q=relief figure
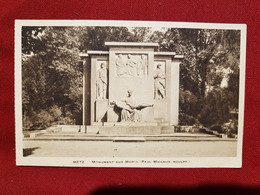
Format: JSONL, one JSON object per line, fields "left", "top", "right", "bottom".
{"left": 125, "top": 54, "right": 137, "bottom": 77}
{"left": 96, "top": 63, "right": 108, "bottom": 99}
{"left": 154, "top": 64, "right": 166, "bottom": 100}
{"left": 111, "top": 90, "right": 153, "bottom": 122}
{"left": 137, "top": 54, "right": 148, "bottom": 76}
{"left": 116, "top": 54, "right": 128, "bottom": 76}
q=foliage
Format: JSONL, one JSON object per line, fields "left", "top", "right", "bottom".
{"left": 198, "top": 89, "right": 231, "bottom": 127}
{"left": 22, "top": 27, "right": 46, "bottom": 54}
{"left": 22, "top": 26, "right": 82, "bottom": 130}
{"left": 78, "top": 26, "right": 138, "bottom": 52}
{"left": 179, "top": 89, "right": 201, "bottom": 117}
{"left": 179, "top": 113, "right": 199, "bottom": 126}
{"left": 23, "top": 105, "right": 74, "bottom": 130}
{"left": 210, "top": 118, "right": 238, "bottom": 137}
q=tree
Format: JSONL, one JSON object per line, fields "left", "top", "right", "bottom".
{"left": 129, "top": 27, "right": 152, "bottom": 42}
{"left": 151, "top": 28, "right": 240, "bottom": 128}
{"left": 22, "top": 26, "right": 82, "bottom": 129}
{"left": 78, "top": 26, "right": 138, "bottom": 52}
{"left": 22, "top": 26, "right": 46, "bottom": 54}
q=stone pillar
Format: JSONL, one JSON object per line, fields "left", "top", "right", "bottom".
{"left": 170, "top": 58, "right": 181, "bottom": 125}
{"left": 90, "top": 57, "right": 97, "bottom": 125}
{"left": 87, "top": 54, "right": 109, "bottom": 124}
{"left": 82, "top": 57, "right": 91, "bottom": 127}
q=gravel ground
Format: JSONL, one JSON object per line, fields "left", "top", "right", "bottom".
{"left": 23, "top": 140, "right": 237, "bottom": 157}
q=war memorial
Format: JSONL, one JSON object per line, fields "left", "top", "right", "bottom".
{"left": 79, "top": 42, "right": 183, "bottom": 135}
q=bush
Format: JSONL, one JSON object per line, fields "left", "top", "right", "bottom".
{"left": 221, "top": 119, "right": 238, "bottom": 137}
{"left": 179, "top": 113, "right": 199, "bottom": 126}
{"left": 49, "top": 105, "right": 62, "bottom": 121}
{"left": 210, "top": 124, "right": 223, "bottom": 133}
{"left": 57, "top": 111, "right": 75, "bottom": 125}
{"left": 179, "top": 89, "right": 201, "bottom": 117}
{"left": 23, "top": 106, "right": 76, "bottom": 130}
{"left": 209, "top": 118, "right": 238, "bottom": 137}
{"left": 198, "top": 90, "right": 230, "bottom": 127}
{"left": 28, "top": 110, "right": 53, "bottom": 130}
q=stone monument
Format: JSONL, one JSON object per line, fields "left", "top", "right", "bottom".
{"left": 80, "top": 42, "right": 183, "bottom": 134}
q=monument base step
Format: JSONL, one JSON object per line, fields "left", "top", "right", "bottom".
{"left": 113, "top": 137, "right": 146, "bottom": 142}
{"left": 92, "top": 125, "right": 175, "bottom": 135}
{"left": 93, "top": 122, "right": 161, "bottom": 127}
{"left": 25, "top": 125, "right": 234, "bottom": 139}
{"left": 23, "top": 132, "right": 231, "bottom": 142}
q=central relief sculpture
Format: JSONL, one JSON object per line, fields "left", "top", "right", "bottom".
{"left": 115, "top": 54, "right": 148, "bottom": 77}
{"left": 111, "top": 90, "right": 153, "bottom": 122}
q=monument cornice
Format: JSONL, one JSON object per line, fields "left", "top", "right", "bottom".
{"left": 80, "top": 51, "right": 183, "bottom": 58}
{"left": 173, "top": 54, "right": 184, "bottom": 59}
{"left": 87, "top": 51, "right": 109, "bottom": 55}
{"left": 79, "top": 53, "right": 88, "bottom": 57}
{"left": 79, "top": 51, "right": 109, "bottom": 57}
{"left": 154, "top": 52, "right": 176, "bottom": 56}
{"left": 105, "top": 42, "right": 159, "bottom": 47}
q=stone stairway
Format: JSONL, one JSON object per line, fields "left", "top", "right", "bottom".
{"left": 23, "top": 123, "right": 237, "bottom": 142}
{"left": 96, "top": 126, "right": 175, "bottom": 135}
{"left": 88, "top": 122, "right": 174, "bottom": 135}
{"left": 23, "top": 130, "right": 230, "bottom": 142}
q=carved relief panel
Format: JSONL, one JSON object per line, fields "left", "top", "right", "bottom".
{"left": 96, "top": 61, "right": 108, "bottom": 99}
{"left": 154, "top": 61, "right": 166, "bottom": 100}
{"left": 115, "top": 54, "right": 148, "bottom": 77}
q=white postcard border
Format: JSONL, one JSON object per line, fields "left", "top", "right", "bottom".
{"left": 15, "top": 20, "right": 246, "bottom": 168}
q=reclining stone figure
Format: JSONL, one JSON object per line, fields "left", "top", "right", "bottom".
{"left": 110, "top": 90, "right": 153, "bottom": 122}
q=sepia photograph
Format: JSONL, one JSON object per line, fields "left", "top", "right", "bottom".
{"left": 15, "top": 20, "right": 246, "bottom": 167}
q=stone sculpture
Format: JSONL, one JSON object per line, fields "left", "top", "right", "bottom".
{"left": 115, "top": 54, "right": 128, "bottom": 77}
{"left": 96, "top": 63, "right": 108, "bottom": 99}
{"left": 111, "top": 90, "right": 153, "bottom": 122}
{"left": 154, "top": 64, "right": 166, "bottom": 100}
{"left": 115, "top": 54, "right": 148, "bottom": 77}
{"left": 137, "top": 54, "right": 148, "bottom": 76}
{"left": 125, "top": 54, "right": 137, "bottom": 77}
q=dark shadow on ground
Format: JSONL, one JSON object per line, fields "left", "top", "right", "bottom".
{"left": 91, "top": 186, "right": 260, "bottom": 195}
{"left": 23, "top": 147, "right": 40, "bottom": 157}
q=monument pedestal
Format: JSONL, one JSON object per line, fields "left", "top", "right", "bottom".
{"left": 87, "top": 122, "right": 176, "bottom": 135}
{"left": 97, "top": 125, "right": 176, "bottom": 135}
{"left": 95, "top": 99, "right": 108, "bottom": 122}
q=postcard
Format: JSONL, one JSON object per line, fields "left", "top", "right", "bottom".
{"left": 15, "top": 20, "right": 246, "bottom": 167}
